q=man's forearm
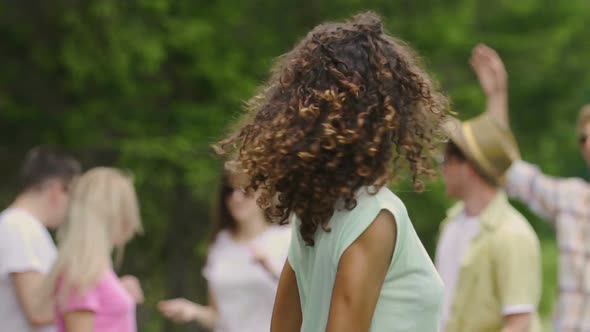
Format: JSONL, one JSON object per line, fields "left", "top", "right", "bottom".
{"left": 11, "top": 271, "right": 55, "bottom": 326}
{"left": 501, "top": 313, "right": 531, "bottom": 332}
{"left": 486, "top": 92, "right": 509, "bottom": 128}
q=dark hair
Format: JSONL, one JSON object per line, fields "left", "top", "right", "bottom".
{"left": 445, "top": 141, "right": 496, "bottom": 185}
{"left": 214, "top": 12, "right": 449, "bottom": 246}
{"left": 444, "top": 141, "right": 467, "bottom": 162}
{"left": 208, "top": 172, "right": 271, "bottom": 245}
{"left": 19, "top": 146, "right": 81, "bottom": 193}
{"left": 208, "top": 173, "right": 238, "bottom": 245}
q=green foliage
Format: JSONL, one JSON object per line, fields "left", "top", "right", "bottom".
{"left": 2, "top": 1, "right": 589, "bottom": 330}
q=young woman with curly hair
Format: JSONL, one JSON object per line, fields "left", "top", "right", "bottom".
{"left": 215, "top": 11, "right": 450, "bottom": 332}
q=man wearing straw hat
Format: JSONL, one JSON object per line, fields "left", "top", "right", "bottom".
{"left": 436, "top": 112, "right": 542, "bottom": 332}
{"left": 470, "top": 43, "right": 590, "bottom": 332}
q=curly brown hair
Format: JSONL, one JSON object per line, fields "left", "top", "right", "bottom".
{"left": 214, "top": 12, "right": 449, "bottom": 246}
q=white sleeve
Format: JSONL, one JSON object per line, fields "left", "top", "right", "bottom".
{"left": 202, "top": 247, "right": 216, "bottom": 282}
{"left": 269, "top": 226, "right": 292, "bottom": 273}
{"left": 0, "top": 217, "right": 45, "bottom": 275}
{"left": 502, "top": 304, "right": 535, "bottom": 316}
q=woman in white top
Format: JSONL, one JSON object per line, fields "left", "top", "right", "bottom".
{"left": 158, "top": 171, "right": 291, "bottom": 332}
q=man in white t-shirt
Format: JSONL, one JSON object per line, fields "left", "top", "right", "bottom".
{"left": 0, "top": 146, "right": 80, "bottom": 332}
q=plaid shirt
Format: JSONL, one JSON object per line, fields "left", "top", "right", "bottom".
{"left": 506, "top": 160, "right": 590, "bottom": 332}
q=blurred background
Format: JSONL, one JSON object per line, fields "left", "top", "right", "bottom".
{"left": 1, "top": 0, "right": 589, "bottom": 331}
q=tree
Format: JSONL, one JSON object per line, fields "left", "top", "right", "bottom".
{"left": 2, "top": 0, "right": 588, "bottom": 329}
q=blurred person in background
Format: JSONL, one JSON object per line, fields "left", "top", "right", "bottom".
{"left": 158, "top": 170, "right": 291, "bottom": 332}
{"left": 0, "top": 146, "right": 80, "bottom": 332}
{"left": 38, "top": 167, "right": 143, "bottom": 332}
{"left": 436, "top": 113, "right": 541, "bottom": 332}
{"left": 215, "top": 12, "right": 449, "bottom": 332}
{"left": 472, "top": 43, "right": 590, "bottom": 332}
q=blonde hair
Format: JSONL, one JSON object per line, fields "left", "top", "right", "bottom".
{"left": 39, "top": 167, "right": 142, "bottom": 306}
{"left": 577, "top": 104, "right": 590, "bottom": 136}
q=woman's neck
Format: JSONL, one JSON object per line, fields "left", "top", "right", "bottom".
{"left": 233, "top": 217, "right": 270, "bottom": 243}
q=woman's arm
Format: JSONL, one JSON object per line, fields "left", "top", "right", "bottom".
{"left": 158, "top": 288, "right": 218, "bottom": 330}
{"left": 271, "top": 260, "right": 302, "bottom": 332}
{"left": 326, "top": 210, "right": 396, "bottom": 332}
{"left": 63, "top": 311, "right": 94, "bottom": 332}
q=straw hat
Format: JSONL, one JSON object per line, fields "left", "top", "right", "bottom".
{"left": 443, "top": 112, "right": 520, "bottom": 185}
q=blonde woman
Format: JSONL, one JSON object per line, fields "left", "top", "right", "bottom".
{"left": 39, "top": 167, "right": 143, "bottom": 332}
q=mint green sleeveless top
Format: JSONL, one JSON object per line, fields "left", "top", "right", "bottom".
{"left": 288, "top": 187, "right": 443, "bottom": 331}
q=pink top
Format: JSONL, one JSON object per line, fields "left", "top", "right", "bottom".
{"left": 56, "top": 270, "right": 136, "bottom": 332}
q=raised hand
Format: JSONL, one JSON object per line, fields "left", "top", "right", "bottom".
{"left": 470, "top": 44, "right": 509, "bottom": 127}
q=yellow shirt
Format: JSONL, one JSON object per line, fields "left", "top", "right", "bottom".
{"left": 439, "top": 192, "right": 542, "bottom": 332}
